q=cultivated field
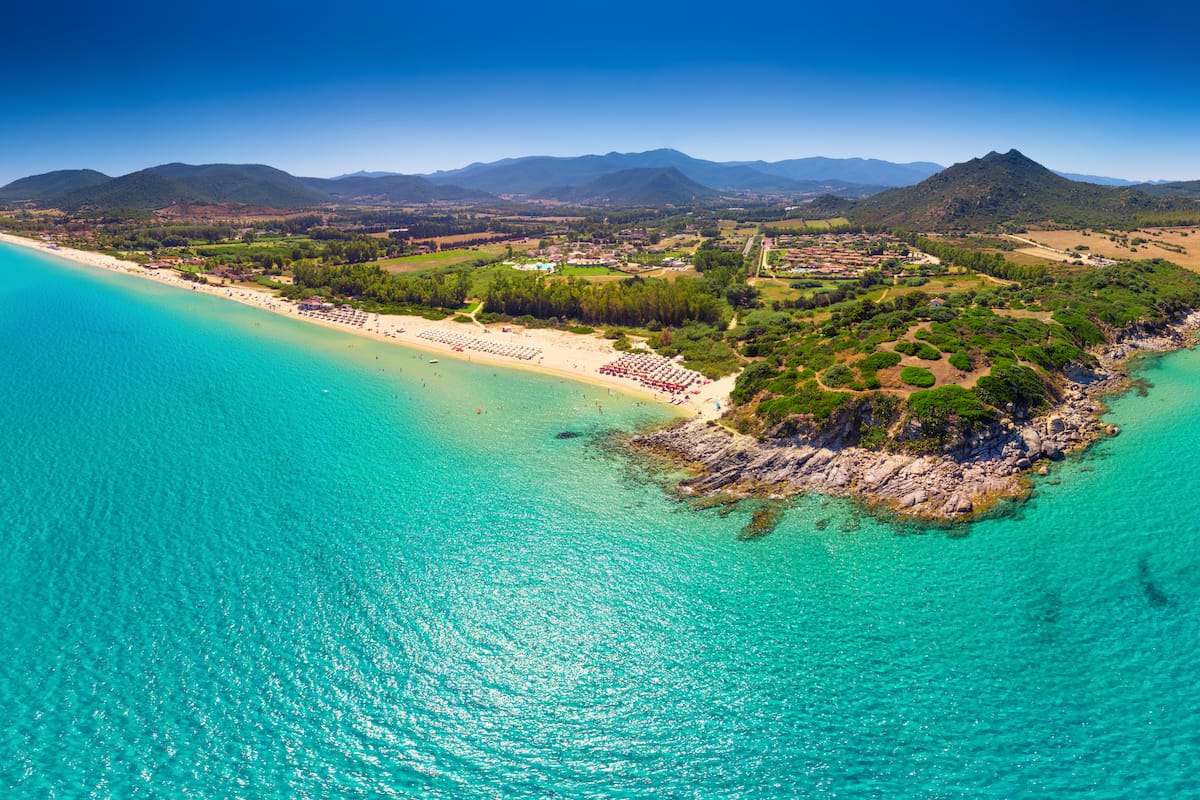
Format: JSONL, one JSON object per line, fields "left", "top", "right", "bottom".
{"left": 763, "top": 217, "right": 852, "bottom": 232}
{"left": 1019, "top": 228, "right": 1200, "bottom": 271}
{"left": 377, "top": 244, "right": 508, "bottom": 272}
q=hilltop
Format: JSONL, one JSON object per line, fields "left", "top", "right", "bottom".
{"left": 57, "top": 170, "right": 212, "bottom": 212}
{"left": 536, "top": 167, "right": 721, "bottom": 205}
{"left": 0, "top": 169, "right": 113, "bottom": 204}
{"left": 851, "top": 150, "right": 1194, "bottom": 230}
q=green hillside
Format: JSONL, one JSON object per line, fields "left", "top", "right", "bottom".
{"left": 851, "top": 150, "right": 1194, "bottom": 230}
{"left": 0, "top": 169, "right": 112, "bottom": 204}
{"left": 150, "top": 163, "right": 329, "bottom": 207}
{"left": 1138, "top": 180, "right": 1200, "bottom": 199}
{"left": 57, "top": 170, "right": 210, "bottom": 212}
{"left": 308, "top": 174, "right": 491, "bottom": 203}
{"left": 537, "top": 167, "right": 720, "bottom": 206}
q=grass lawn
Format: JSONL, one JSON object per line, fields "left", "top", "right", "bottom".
{"left": 559, "top": 265, "right": 624, "bottom": 276}
{"left": 378, "top": 244, "right": 507, "bottom": 273}
{"left": 468, "top": 263, "right": 525, "bottom": 296}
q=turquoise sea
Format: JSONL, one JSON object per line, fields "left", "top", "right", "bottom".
{"left": 1, "top": 241, "right": 1198, "bottom": 798}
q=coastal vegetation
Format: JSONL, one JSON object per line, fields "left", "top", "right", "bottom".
{"left": 724, "top": 257, "right": 1200, "bottom": 450}
{"left": 6, "top": 149, "right": 1200, "bottom": 460}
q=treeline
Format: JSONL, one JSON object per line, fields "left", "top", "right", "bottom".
{"left": 693, "top": 247, "right": 744, "bottom": 273}
{"left": 1133, "top": 213, "right": 1200, "bottom": 228}
{"left": 483, "top": 273, "right": 727, "bottom": 327}
{"left": 287, "top": 261, "right": 472, "bottom": 309}
{"left": 896, "top": 231, "right": 1047, "bottom": 281}
{"left": 100, "top": 222, "right": 239, "bottom": 249}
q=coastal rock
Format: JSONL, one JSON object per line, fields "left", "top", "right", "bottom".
{"left": 825, "top": 466, "right": 851, "bottom": 488}
{"left": 944, "top": 493, "right": 973, "bottom": 515}
{"left": 862, "top": 456, "right": 909, "bottom": 487}
{"left": 630, "top": 309, "right": 1200, "bottom": 522}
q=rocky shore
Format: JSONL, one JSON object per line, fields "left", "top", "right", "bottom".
{"left": 634, "top": 311, "right": 1200, "bottom": 522}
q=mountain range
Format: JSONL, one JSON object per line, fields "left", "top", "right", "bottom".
{"left": 0, "top": 164, "right": 489, "bottom": 211}
{"left": 421, "top": 148, "right": 911, "bottom": 198}
{"left": 1, "top": 150, "right": 1197, "bottom": 225}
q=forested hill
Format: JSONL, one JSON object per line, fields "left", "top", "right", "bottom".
{"left": 536, "top": 168, "right": 721, "bottom": 205}
{"left": 0, "top": 164, "right": 487, "bottom": 212}
{"left": 302, "top": 174, "right": 490, "bottom": 203}
{"left": 850, "top": 150, "right": 1196, "bottom": 230}
{"left": 1136, "top": 180, "right": 1200, "bottom": 199}
{"left": 0, "top": 169, "right": 112, "bottom": 203}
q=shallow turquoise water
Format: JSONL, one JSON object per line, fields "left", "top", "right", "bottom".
{"left": 1, "top": 242, "right": 1197, "bottom": 797}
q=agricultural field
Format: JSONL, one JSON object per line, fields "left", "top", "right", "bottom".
{"left": 376, "top": 244, "right": 508, "bottom": 273}
{"left": 1019, "top": 227, "right": 1200, "bottom": 271}
{"left": 655, "top": 234, "right": 702, "bottom": 253}
{"left": 885, "top": 273, "right": 991, "bottom": 299}
{"left": 998, "top": 248, "right": 1060, "bottom": 268}
{"left": 763, "top": 217, "right": 852, "bottom": 232}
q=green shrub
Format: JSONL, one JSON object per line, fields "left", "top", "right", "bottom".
{"left": 822, "top": 364, "right": 856, "bottom": 388}
{"left": 908, "top": 385, "right": 994, "bottom": 427}
{"left": 732, "top": 360, "right": 778, "bottom": 405}
{"left": 859, "top": 351, "right": 902, "bottom": 372}
{"left": 900, "top": 366, "right": 936, "bottom": 387}
{"left": 894, "top": 340, "right": 919, "bottom": 356}
{"left": 974, "top": 363, "right": 1047, "bottom": 410}
{"left": 758, "top": 380, "right": 849, "bottom": 423}
{"left": 949, "top": 351, "right": 973, "bottom": 371}
{"left": 916, "top": 343, "right": 942, "bottom": 360}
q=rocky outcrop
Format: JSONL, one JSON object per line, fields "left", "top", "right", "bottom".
{"left": 634, "top": 310, "right": 1200, "bottom": 522}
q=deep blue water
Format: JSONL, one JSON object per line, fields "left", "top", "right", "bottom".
{"left": 1, "top": 242, "right": 1197, "bottom": 797}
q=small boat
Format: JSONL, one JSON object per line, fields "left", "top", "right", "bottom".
{"left": 429, "top": 359, "right": 439, "bottom": 364}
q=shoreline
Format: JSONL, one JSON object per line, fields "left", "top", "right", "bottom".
{"left": 0, "top": 232, "right": 734, "bottom": 418}
{"left": 633, "top": 310, "right": 1200, "bottom": 522}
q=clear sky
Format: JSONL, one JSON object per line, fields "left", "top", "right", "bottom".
{"left": 3, "top": 0, "right": 1198, "bottom": 185}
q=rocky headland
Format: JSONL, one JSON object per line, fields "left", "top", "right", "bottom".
{"left": 634, "top": 311, "right": 1200, "bottom": 522}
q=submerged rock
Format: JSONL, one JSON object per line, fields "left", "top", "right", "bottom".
{"left": 738, "top": 505, "right": 783, "bottom": 540}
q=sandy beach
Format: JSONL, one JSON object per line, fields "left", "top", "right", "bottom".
{"left": 0, "top": 232, "right": 734, "bottom": 418}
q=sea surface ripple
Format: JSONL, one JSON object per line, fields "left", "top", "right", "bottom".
{"left": 1, "top": 243, "right": 1198, "bottom": 797}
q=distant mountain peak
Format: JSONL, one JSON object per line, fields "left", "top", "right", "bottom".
{"left": 537, "top": 166, "right": 719, "bottom": 206}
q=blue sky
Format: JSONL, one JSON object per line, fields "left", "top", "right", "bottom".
{"left": 2, "top": 0, "right": 1198, "bottom": 184}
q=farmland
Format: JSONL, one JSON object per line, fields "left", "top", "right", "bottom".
{"left": 1017, "top": 227, "right": 1200, "bottom": 272}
